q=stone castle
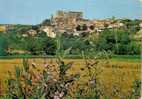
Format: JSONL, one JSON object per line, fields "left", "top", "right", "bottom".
{"left": 1, "top": 10, "right": 140, "bottom": 38}
{"left": 39, "top": 10, "right": 125, "bottom": 37}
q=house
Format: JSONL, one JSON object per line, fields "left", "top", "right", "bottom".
{"left": 139, "top": 22, "right": 142, "bottom": 28}
{"left": 40, "top": 11, "right": 127, "bottom": 36}
{"left": 0, "top": 25, "right": 6, "bottom": 32}
{"left": 27, "top": 29, "right": 37, "bottom": 36}
{"left": 134, "top": 23, "right": 142, "bottom": 40}
{"left": 22, "top": 34, "right": 28, "bottom": 37}
{"left": 135, "top": 30, "right": 142, "bottom": 40}
{"left": 40, "top": 26, "right": 56, "bottom": 38}
{"left": 7, "top": 48, "right": 30, "bottom": 54}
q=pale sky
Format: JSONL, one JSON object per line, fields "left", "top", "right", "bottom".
{"left": 0, "top": 0, "right": 142, "bottom": 24}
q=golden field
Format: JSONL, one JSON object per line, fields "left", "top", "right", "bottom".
{"left": 0, "top": 58, "right": 141, "bottom": 98}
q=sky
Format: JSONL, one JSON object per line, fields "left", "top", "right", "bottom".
{"left": 0, "top": 0, "right": 142, "bottom": 24}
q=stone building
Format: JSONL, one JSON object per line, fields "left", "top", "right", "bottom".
{"left": 55, "top": 10, "right": 83, "bottom": 19}
{"left": 40, "top": 11, "right": 126, "bottom": 36}
{"left": 0, "top": 24, "right": 15, "bottom": 32}
{"left": 51, "top": 10, "right": 83, "bottom": 33}
{"left": 135, "top": 22, "right": 142, "bottom": 40}
{"left": 40, "top": 26, "right": 56, "bottom": 38}
{"left": 139, "top": 22, "right": 142, "bottom": 28}
{"left": 0, "top": 25, "right": 6, "bottom": 32}
{"left": 27, "top": 29, "right": 37, "bottom": 36}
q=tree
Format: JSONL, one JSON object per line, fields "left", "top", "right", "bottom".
{"left": 62, "top": 36, "right": 92, "bottom": 55}
{"left": 121, "top": 19, "right": 141, "bottom": 33}
{"left": 23, "top": 37, "right": 44, "bottom": 55}
{"left": 95, "top": 29, "right": 132, "bottom": 55}
{"left": 43, "top": 37, "right": 57, "bottom": 55}
{"left": 89, "top": 25, "right": 95, "bottom": 30}
{"left": 82, "top": 24, "right": 88, "bottom": 31}
{"left": 76, "top": 25, "right": 81, "bottom": 31}
{"left": 42, "top": 19, "right": 51, "bottom": 26}
{"left": 0, "top": 33, "right": 8, "bottom": 56}
{"left": 127, "top": 42, "right": 141, "bottom": 55}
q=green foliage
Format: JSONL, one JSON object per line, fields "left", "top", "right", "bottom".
{"left": 0, "top": 33, "right": 8, "bottom": 56}
{"left": 2, "top": 35, "right": 141, "bottom": 99}
{"left": 22, "top": 35, "right": 56, "bottom": 55}
{"left": 62, "top": 35, "right": 92, "bottom": 55}
{"left": 76, "top": 24, "right": 88, "bottom": 31}
{"left": 95, "top": 29, "right": 140, "bottom": 55}
{"left": 5, "top": 58, "right": 80, "bottom": 98}
{"left": 4, "top": 35, "right": 80, "bottom": 99}
{"left": 127, "top": 42, "right": 141, "bottom": 55}
{"left": 43, "top": 37, "right": 56, "bottom": 55}
{"left": 120, "top": 19, "right": 141, "bottom": 33}
{"left": 23, "top": 37, "right": 43, "bottom": 55}
{"left": 74, "top": 50, "right": 110, "bottom": 99}
{"left": 125, "top": 80, "right": 141, "bottom": 99}
{"left": 130, "top": 80, "right": 141, "bottom": 98}
{"left": 0, "top": 19, "right": 141, "bottom": 56}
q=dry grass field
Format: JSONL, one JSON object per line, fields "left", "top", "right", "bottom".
{"left": 0, "top": 58, "right": 141, "bottom": 98}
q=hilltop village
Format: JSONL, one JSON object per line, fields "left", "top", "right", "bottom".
{"left": 0, "top": 11, "right": 141, "bottom": 55}
{"left": 0, "top": 10, "right": 141, "bottom": 38}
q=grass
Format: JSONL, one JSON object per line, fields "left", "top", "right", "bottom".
{"left": 0, "top": 56, "right": 141, "bottom": 98}
{"left": 0, "top": 55, "right": 55, "bottom": 59}
{"left": 0, "top": 54, "right": 141, "bottom": 61}
{"left": 111, "top": 55, "right": 141, "bottom": 62}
